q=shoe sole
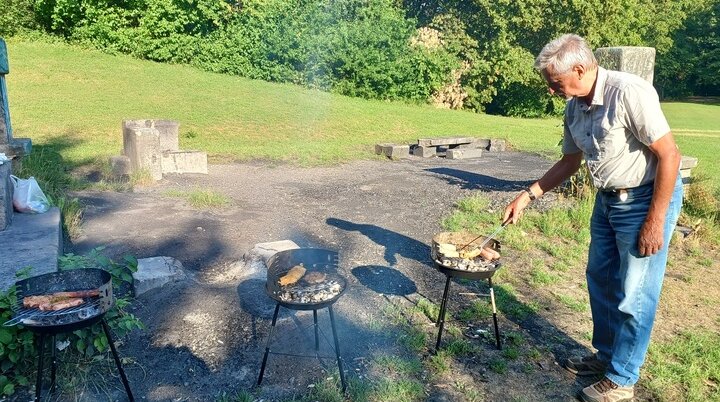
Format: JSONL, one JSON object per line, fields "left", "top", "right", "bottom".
{"left": 579, "top": 392, "right": 633, "bottom": 402}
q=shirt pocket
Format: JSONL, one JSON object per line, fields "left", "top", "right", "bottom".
{"left": 594, "top": 113, "right": 622, "bottom": 157}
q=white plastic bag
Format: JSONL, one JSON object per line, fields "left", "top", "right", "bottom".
{"left": 10, "top": 175, "right": 50, "bottom": 213}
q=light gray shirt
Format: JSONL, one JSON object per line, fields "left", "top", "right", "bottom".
{"left": 562, "top": 67, "right": 671, "bottom": 190}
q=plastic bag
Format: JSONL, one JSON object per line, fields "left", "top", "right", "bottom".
{"left": 10, "top": 175, "right": 50, "bottom": 213}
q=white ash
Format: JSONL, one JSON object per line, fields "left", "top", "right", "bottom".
{"left": 277, "top": 280, "right": 343, "bottom": 304}
{"left": 436, "top": 257, "right": 499, "bottom": 272}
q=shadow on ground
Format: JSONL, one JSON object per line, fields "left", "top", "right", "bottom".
{"left": 426, "top": 167, "right": 533, "bottom": 191}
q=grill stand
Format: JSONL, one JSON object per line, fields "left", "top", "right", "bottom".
{"left": 434, "top": 275, "right": 502, "bottom": 353}
{"left": 33, "top": 320, "right": 134, "bottom": 402}
{"left": 257, "top": 303, "right": 346, "bottom": 392}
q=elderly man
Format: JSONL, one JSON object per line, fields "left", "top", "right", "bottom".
{"left": 503, "top": 34, "right": 683, "bottom": 402}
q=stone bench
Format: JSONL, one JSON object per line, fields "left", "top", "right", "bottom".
{"left": 413, "top": 137, "right": 506, "bottom": 158}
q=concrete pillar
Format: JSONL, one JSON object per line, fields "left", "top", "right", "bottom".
{"left": 594, "top": 46, "right": 656, "bottom": 84}
{"left": 122, "top": 124, "right": 163, "bottom": 181}
{"left": 1, "top": 39, "right": 12, "bottom": 230}
{"left": 123, "top": 119, "right": 179, "bottom": 152}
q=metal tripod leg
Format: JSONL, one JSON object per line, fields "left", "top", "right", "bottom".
{"left": 313, "top": 309, "right": 319, "bottom": 352}
{"left": 101, "top": 320, "right": 135, "bottom": 401}
{"left": 434, "top": 275, "right": 452, "bottom": 353}
{"left": 257, "top": 303, "right": 280, "bottom": 386}
{"left": 34, "top": 333, "right": 45, "bottom": 402}
{"left": 328, "top": 306, "right": 346, "bottom": 392}
{"left": 488, "top": 277, "right": 501, "bottom": 350}
{"left": 50, "top": 335, "right": 57, "bottom": 395}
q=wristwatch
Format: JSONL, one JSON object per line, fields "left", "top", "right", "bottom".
{"left": 524, "top": 187, "right": 537, "bottom": 201}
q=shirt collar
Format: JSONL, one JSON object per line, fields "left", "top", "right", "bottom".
{"left": 590, "top": 67, "right": 607, "bottom": 106}
{"left": 577, "top": 66, "right": 606, "bottom": 112}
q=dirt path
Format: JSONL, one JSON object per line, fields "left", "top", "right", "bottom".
{"left": 65, "top": 152, "right": 605, "bottom": 401}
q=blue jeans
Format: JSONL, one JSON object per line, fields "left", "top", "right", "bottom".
{"left": 587, "top": 175, "right": 683, "bottom": 386}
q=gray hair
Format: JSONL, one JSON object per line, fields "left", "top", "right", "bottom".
{"left": 534, "top": 34, "right": 597, "bottom": 74}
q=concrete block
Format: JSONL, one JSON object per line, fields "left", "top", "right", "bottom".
{"left": 123, "top": 119, "right": 179, "bottom": 152}
{"left": 109, "top": 155, "right": 132, "bottom": 177}
{"left": 0, "top": 207, "right": 62, "bottom": 291}
{"left": 122, "top": 126, "right": 162, "bottom": 180}
{"left": 246, "top": 240, "right": 300, "bottom": 264}
{"left": 133, "top": 256, "right": 187, "bottom": 296}
{"left": 446, "top": 148, "right": 483, "bottom": 159}
{"left": 412, "top": 145, "right": 436, "bottom": 158}
{"left": 595, "top": 47, "right": 656, "bottom": 83}
{"left": 0, "top": 138, "right": 31, "bottom": 158}
{"left": 0, "top": 162, "right": 12, "bottom": 231}
{"left": 161, "top": 150, "right": 208, "bottom": 174}
{"left": 375, "top": 143, "right": 392, "bottom": 155}
{"left": 382, "top": 144, "right": 410, "bottom": 159}
{"left": 680, "top": 155, "right": 698, "bottom": 170}
{"left": 488, "top": 138, "right": 507, "bottom": 152}
{"left": 417, "top": 137, "right": 475, "bottom": 147}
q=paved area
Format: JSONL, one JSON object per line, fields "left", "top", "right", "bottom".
{"left": 0, "top": 207, "right": 61, "bottom": 291}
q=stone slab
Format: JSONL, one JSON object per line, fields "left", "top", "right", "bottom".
{"left": 412, "top": 145, "right": 436, "bottom": 158}
{"left": 133, "top": 256, "right": 188, "bottom": 296}
{"left": 245, "top": 240, "right": 300, "bottom": 265}
{"left": 0, "top": 207, "right": 62, "bottom": 292}
{"left": 595, "top": 46, "right": 656, "bottom": 83}
{"left": 446, "top": 148, "right": 483, "bottom": 159}
{"left": 680, "top": 155, "right": 698, "bottom": 170}
{"left": 417, "top": 137, "right": 475, "bottom": 147}
{"left": 161, "top": 150, "right": 208, "bottom": 174}
{"left": 383, "top": 145, "right": 410, "bottom": 159}
{"left": 0, "top": 161, "right": 12, "bottom": 230}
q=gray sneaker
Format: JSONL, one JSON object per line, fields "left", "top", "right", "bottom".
{"left": 580, "top": 377, "right": 634, "bottom": 402}
{"left": 564, "top": 353, "right": 607, "bottom": 376}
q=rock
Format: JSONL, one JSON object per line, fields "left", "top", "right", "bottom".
{"left": 245, "top": 240, "right": 300, "bottom": 264}
{"left": 133, "top": 256, "right": 188, "bottom": 296}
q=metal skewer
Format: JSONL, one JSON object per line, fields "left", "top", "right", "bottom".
{"left": 458, "top": 218, "right": 511, "bottom": 252}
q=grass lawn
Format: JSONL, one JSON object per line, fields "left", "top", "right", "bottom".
{"left": 7, "top": 39, "right": 718, "bottom": 187}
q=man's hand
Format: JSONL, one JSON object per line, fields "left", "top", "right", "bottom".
{"left": 503, "top": 191, "right": 532, "bottom": 224}
{"left": 638, "top": 216, "right": 664, "bottom": 256}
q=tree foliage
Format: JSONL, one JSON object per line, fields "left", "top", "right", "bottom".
{"left": 656, "top": 0, "right": 720, "bottom": 97}
{"left": 2, "top": 0, "right": 717, "bottom": 115}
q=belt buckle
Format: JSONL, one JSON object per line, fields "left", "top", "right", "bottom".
{"left": 617, "top": 189, "right": 628, "bottom": 202}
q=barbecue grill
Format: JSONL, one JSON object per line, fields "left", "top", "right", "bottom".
{"left": 4, "top": 269, "right": 134, "bottom": 402}
{"left": 257, "top": 248, "right": 347, "bottom": 391}
{"left": 431, "top": 231, "right": 503, "bottom": 352}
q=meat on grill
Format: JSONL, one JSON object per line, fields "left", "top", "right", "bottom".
{"left": 23, "top": 289, "right": 99, "bottom": 311}
{"left": 279, "top": 265, "right": 307, "bottom": 286}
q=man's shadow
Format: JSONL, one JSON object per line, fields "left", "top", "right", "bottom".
{"left": 326, "top": 217, "right": 431, "bottom": 266}
{"left": 425, "top": 167, "right": 532, "bottom": 191}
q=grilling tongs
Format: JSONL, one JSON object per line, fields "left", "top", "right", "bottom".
{"left": 458, "top": 218, "right": 512, "bottom": 252}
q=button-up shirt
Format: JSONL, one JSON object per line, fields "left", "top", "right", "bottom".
{"left": 562, "top": 67, "right": 671, "bottom": 190}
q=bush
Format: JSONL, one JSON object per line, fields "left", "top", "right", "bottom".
{"left": 0, "top": 0, "right": 39, "bottom": 36}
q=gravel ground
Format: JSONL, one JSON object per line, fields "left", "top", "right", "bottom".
{"left": 57, "top": 151, "right": 599, "bottom": 402}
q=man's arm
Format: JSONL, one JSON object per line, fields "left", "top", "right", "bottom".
{"left": 639, "top": 132, "right": 681, "bottom": 256}
{"left": 503, "top": 152, "right": 583, "bottom": 224}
